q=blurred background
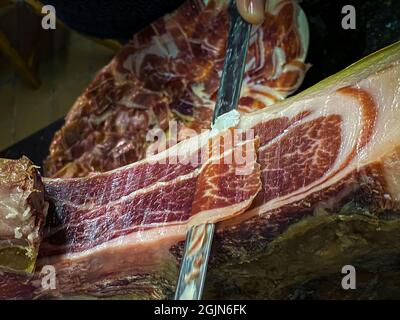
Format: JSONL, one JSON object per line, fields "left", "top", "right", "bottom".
{"left": 0, "top": 0, "right": 114, "bottom": 150}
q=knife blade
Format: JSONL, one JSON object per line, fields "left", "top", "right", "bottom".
{"left": 174, "top": 0, "right": 252, "bottom": 300}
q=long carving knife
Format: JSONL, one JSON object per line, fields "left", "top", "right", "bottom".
{"left": 174, "top": 0, "right": 252, "bottom": 300}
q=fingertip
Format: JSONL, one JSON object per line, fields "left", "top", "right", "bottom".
{"left": 236, "top": 0, "right": 265, "bottom": 25}
{"left": 236, "top": 0, "right": 249, "bottom": 20}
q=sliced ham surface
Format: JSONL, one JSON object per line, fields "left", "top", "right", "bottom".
{"left": 44, "top": 0, "right": 309, "bottom": 178}
{"left": 42, "top": 132, "right": 261, "bottom": 256}
{"left": 1, "top": 129, "right": 262, "bottom": 299}
{"left": 1, "top": 41, "right": 400, "bottom": 299}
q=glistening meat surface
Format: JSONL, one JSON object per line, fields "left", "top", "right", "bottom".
{"left": 43, "top": 134, "right": 261, "bottom": 256}
{"left": 44, "top": 0, "right": 309, "bottom": 178}
{"left": 1, "top": 41, "right": 400, "bottom": 299}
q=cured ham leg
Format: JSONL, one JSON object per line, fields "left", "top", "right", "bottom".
{"left": 1, "top": 41, "right": 400, "bottom": 299}
{"left": 1, "top": 130, "right": 262, "bottom": 299}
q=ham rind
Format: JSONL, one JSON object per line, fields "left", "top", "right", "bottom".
{"left": 1, "top": 42, "right": 400, "bottom": 299}
{"left": 0, "top": 157, "right": 48, "bottom": 273}
{"left": 44, "top": 0, "right": 309, "bottom": 178}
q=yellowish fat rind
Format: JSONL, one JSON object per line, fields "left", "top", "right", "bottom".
{"left": 0, "top": 157, "right": 48, "bottom": 273}
{"left": 242, "top": 40, "right": 400, "bottom": 120}
{"left": 0, "top": 246, "right": 37, "bottom": 273}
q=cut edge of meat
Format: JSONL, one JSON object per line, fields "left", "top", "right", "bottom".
{"left": 0, "top": 157, "right": 48, "bottom": 273}
{"left": 40, "top": 133, "right": 261, "bottom": 257}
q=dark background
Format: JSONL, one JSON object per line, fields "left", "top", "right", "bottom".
{"left": 298, "top": 0, "right": 400, "bottom": 91}
{"left": 1, "top": 0, "right": 399, "bottom": 169}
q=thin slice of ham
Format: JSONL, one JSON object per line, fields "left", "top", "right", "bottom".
{"left": 0, "top": 157, "right": 48, "bottom": 273}
{"left": 1, "top": 41, "right": 400, "bottom": 299}
{"left": 42, "top": 132, "right": 261, "bottom": 257}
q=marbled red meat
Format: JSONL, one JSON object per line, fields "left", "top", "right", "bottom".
{"left": 1, "top": 41, "right": 399, "bottom": 300}
{"left": 44, "top": 0, "right": 309, "bottom": 178}
{"left": 42, "top": 131, "right": 261, "bottom": 256}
